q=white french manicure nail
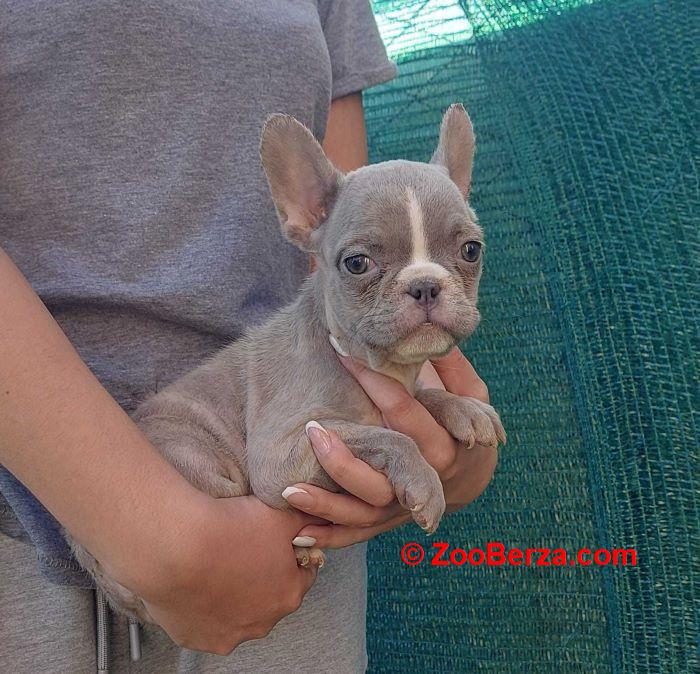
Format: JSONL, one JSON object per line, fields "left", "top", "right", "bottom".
{"left": 305, "top": 420, "right": 326, "bottom": 436}
{"left": 292, "top": 536, "right": 317, "bottom": 547}
{"left": 328, "top": 334, "right": 349, "bottom": 357}
{"left": 304, "top": 420, "right": 332, "bottom": 454}
{"left": 282, "top": 486, "right": 309, "bottom": 500}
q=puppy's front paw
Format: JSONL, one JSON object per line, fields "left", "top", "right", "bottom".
{"left": 331, "top": 422, "right": 447, "bottom": 534}
{"left": 294, "top": 546, "right": 326, "bottom": 569}
{"left": 416, "top": 389, "right": 506, "bottom": 449}
{"left": 394, "top": 463, "right": 446, "bottom": 534}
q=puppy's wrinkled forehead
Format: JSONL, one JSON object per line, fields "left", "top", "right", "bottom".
{"left": 326, "top": 160, "right": 481, "bottom": 270}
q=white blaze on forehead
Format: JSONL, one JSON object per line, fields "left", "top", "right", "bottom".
{"left": 397, "top": 187, "right": 450, "bottom": 281}
{"left": 406, "top": 188, "right": 427, "bottom": 262}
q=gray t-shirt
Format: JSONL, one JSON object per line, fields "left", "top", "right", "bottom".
{"left": 0, "top": 0, "right": 395, "bottom": 670}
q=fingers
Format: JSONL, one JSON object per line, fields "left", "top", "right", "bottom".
{"left": 296, "top": 512, "right": 411, "bottom": 549}
{"left": 282, "top": 482, "right": 402, "bottom": 527}
{"left": 430, "top": 348, "right": 490, "bottom": 402}
{"left": 305, "top": 423, "right": 394, "bottom": 506}
{"left": 338, "top": 355, "right": 457, "bottom": 474}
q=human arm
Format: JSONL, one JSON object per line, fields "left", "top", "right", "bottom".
{"left": 0, "top": 248, "right": 317, "bottom": 653}
{"left": 302, "top": 92, "right": 367, "bottom": 276}
{"left": 323, "top": 92, "right": 369, "bottom": 172}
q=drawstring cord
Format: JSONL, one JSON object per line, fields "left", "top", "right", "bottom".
{"left": 95, "top": 589, "right": 110, "bottom": 674}
{"left": 128, "top": 616, "right": 142, "bottom": 661}
{"left": 95, "top": 589, "right": 142, "bottom": 672}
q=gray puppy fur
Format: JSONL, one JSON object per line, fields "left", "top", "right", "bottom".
{"left": 69, "top": 104, "right": 506, "bottom": 621}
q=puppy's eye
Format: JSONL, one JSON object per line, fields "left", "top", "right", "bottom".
{"left": 344, "top": 255, "right": 373, "bottom": 275}
{"left": 461, "top": 241, "right": 482, "bottom": 263}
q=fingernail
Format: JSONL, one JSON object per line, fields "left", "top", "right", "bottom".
{"left": 282, "top": 486, "right": 308, "bottom": 499}
{"left": 305, "top": 420, "right": 332, "bottom": 455}
{"left": 328, "top": 334, "right": 349, "bottom": 357}
{"left": 292, "top": 535, "right": 317, "bottom": 547}
{"left": 281, "top": 485, "right": 313, "bottom": 507}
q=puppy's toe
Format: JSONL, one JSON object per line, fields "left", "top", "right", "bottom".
{"left": 397, "top": 474, "right": 445, "bottom": 534}
{"left": 461, "top": 398, "right": 506, "bottom": 449}
{"left": 441, "top": 414, "right": 474, "bottom": 447}
{"left": 486, "top": 408, "right": 507, "bottom": 445}
{"left": 412, "top": 488, "right": 446, "bottom": 534}
{"left": 471, "top": 410, "right": 497, "bottom": 448}
{"left": 294, "top": 546, "right": 325, "bottom": 569}
{"left": 295, "top": 546, "right": 311, "bottom": 567}
{"left": 308, "top": 548, "right": 326, "bottom": 568}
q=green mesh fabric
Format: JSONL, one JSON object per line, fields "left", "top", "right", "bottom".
{"left": 364, "top": 2, "right": 699, "bottom": 672}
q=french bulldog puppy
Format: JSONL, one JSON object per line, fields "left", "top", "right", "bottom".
{"left": 70, "top": 104, "right": 505, "bottom": 620}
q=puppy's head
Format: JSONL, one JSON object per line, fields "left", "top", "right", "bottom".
{"left": 261, "top": 104, "right": 482, "bottom": 364}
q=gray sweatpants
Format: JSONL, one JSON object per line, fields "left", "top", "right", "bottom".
{"left": 0, "top": 535, "right": 368, "bottom": 673}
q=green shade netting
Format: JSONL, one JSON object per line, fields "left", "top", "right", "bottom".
{"left": 363, "top": 1, "right": 699, "bottom": 672}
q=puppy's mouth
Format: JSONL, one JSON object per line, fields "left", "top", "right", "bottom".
{"left": 346, "top": 300, "right": 480, "bottom": 365}
{"left": 416, "top": 319, "right": 449, "bottom": 335}
{"left": 386, "top": 304, "right": 481, "bottom": 364}
{"left": 390, "top": 321, "right": 457, "bottom": 363}
{"left": 416, "top": 311, "right": 465, "bottom": 335}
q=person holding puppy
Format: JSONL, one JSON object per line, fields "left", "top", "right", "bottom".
{"left": 0, "top": 1, "right": 497, "bottom": 672}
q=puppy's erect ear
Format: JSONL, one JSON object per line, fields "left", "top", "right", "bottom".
{"left": 260, "top": 114, "right": 341, "bottom": 251}
{"left": 430, "top": 103, "right": 475, "bottom": 199}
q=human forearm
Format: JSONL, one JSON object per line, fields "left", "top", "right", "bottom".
{"left": 0, "top": 248, "right": 203, "bottom": 592}
{"left": 323, "top": 92, "right": 369, "bottom": 171}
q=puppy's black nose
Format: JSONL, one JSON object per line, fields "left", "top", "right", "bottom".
{"left": 407, "top": 280, "right": 441, "bottom": 309}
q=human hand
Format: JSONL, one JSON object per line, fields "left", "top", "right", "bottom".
{"left": 283, "top": 348, "right": 499, "bottom": 548}
{"left": 138, "top": 494, "right": 320, "bottom": 654}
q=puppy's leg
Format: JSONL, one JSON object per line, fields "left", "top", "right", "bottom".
{"left": 327, "top": 422, "right": 446, "bottom": 534}
{"left": 415, "top": 389, "right": 506, "bottom": 449}
{"left": 135, "top": 409, "right": 248, "bottom": 499}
